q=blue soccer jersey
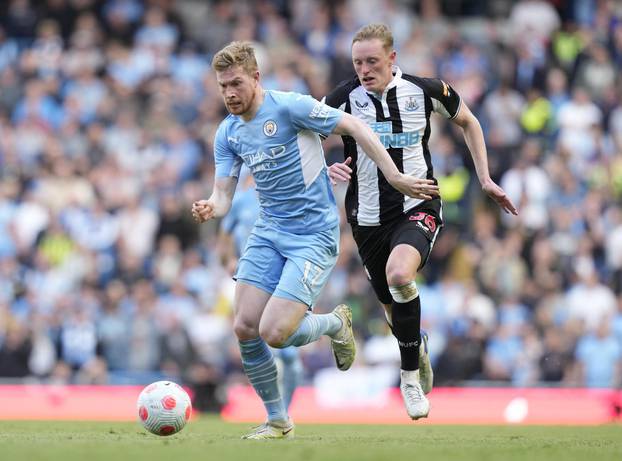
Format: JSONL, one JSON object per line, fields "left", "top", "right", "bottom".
{"left": 214, "top": 90, "right": 343, "bottom": 234}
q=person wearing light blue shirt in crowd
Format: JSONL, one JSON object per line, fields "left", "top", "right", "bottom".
{"left": 575, "top": 320, "right": 621, "bottom": 388}
{"left": 192, "top": 41, "right": 435, "bottom": 439}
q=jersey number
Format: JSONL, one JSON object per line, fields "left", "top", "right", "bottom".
{"left": 301, "top": 261, "right": 324, "bottom": 293}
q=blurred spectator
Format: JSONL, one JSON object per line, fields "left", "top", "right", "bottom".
{"left": 482, "top": 80, "right": 525, "bottom": 151}
{"left": 0, "top": 319, "right": 32, "bottom": 378}
{"left": 557, "top": 87, "right": 603, "bottom": 174}
{"left": 539, "top": 326, "right": 573, "bottom": 382}
{"left": 574, "top": 320, "right": 621, "bottom": 388}
{"left": 500, "top": 139, "right": 551, "bottom": 231}
{"left": 565, "top": 266, "right": 617, "bottom": 332}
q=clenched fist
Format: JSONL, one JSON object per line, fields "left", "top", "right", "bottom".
{"left": 191, "top": 200, "right": 215, "bottom": 223}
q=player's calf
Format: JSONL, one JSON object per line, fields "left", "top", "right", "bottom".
{"left": 389, "top": 280, "right": 422, "bottom": 372}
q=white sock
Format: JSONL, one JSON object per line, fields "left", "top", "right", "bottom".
{"left": 401, "top": 369, "right": 420, "bottom": 385}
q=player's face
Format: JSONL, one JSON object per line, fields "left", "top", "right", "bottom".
{"left": 216, "top": 66, "right": 259, "bottom": 116}
{"left": 352, "top": 39, "right": 396, "bottom": 94}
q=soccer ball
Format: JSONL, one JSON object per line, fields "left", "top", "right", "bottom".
{"left": 136, "top": 381, "right": 192, "bottom": 436}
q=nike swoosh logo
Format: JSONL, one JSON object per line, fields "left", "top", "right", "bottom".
{"left": 282, "top": 427, "right": 293, "bottom": 435}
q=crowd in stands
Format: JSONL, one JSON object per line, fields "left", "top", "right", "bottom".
{"left": 0, "top": 0, "right": 621, "bottom": 410}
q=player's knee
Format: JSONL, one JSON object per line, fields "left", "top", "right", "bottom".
{"left": 386, "top": 266, "right": 413, "bottom": 288}
{"left": 233, "top": 317, "right": 259, "bottom": 341}
{"left": 258, "top": 324, "right": 288, "bottom": 348}
{"left": 388, "top": 280, "right": 419, "bottom": 303}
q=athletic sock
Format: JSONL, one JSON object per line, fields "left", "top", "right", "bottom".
{"left": 239, "top": 337, "right": 287, "bottom": 422}
{"left": 276, "top": 346, "right": 303, "bottom": 409}
{"left": 391, "top": 296, "right": 421, "bottom": 371}
{"left": 280, "top": 312, "right": 342, "bottom": 347}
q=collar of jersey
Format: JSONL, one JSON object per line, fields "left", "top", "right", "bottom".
{"left": 367, "top": 65, "right": 402, "bottom": 100}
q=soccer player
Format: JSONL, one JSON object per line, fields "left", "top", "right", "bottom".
{"left": 218, "top": 171, "right": 303, "bottom": 410}
{"left": 324, "top": 24, "right": 518, "bottom": 420}
{"left": 192, "top": 41, "right": 437, "bottom": 439}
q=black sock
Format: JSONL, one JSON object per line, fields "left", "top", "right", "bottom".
{"left": 391, "top": 296, "right": 421, "bottom": 371}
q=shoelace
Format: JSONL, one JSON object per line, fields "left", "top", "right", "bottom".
{"left": 403, "top": 383, "right": 425, "bottom": 404}
{"left": 250, "top": 421, "right": 288, "bottom": 434}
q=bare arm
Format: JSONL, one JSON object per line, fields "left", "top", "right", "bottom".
{"left": 452, "top": 103, "right": 518, "bottom": 215}
{"left": 331, "top": 113, "right": 439, "bottom": 200}
{"left": 191, "top": 176, "right": 238, "bottom": 222}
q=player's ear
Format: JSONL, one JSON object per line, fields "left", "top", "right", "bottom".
{"left": 253, "top": 70, "right": 260, "bottom": 85}
{"left": 389, "top": 49, "right": 396, "bottom": 63}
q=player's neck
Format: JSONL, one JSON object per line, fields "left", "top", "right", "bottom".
{"left": 369, "top": 69, "right": 395, "bottom": 98}
{"left": 371, "top": 87, "right": 386, "bottom": 99}
{"left": 240, "top": 87, "right": 265, "bottom": 122}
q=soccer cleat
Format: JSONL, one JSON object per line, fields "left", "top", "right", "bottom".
{"left": 241, "top": 419, "right": 295, "bottom": 440}
{"left": 400, "top": 370, "right": 430, "bottom": 420}
{"left": 330, "top": 304, "right": 356, "bottom": 371}
{"left": 418, "top": 330, "right": 433, "bottom": 394}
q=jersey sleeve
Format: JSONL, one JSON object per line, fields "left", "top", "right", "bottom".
{"left": 419, "top": 77, "right": 462, "bottom": 119}
{"left": 287, "top": 93, "right": 343, "bottom": 137}
{"left": 214, "top": 121, "right": 243, "bottom": 178}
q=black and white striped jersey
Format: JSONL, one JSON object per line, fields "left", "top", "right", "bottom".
{"left": 324, "top": 66, "right": 461, "bottom": 226}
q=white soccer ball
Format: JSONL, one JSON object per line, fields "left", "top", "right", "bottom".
{"left": 136, "top": 381, "right": 192, "bottom": 436}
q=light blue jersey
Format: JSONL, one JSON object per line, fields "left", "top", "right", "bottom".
{"left": 215, "top": 90, "right": 343, "bottom": 306}
{"left": 214, "top": 90, "right": 343, "bottom": 234}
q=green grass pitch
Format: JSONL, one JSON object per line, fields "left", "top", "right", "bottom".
{"left": 1, "top": 416, "right": 620, "bottom": 461}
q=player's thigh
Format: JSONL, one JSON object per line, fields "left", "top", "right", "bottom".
{"left": 235, "top": 228, "right": 285, "bottom": 298}
{"left": 233, "top": 230, "right": 285, "bottom": 337}
{"left": 351, "top": 224, "right": 393, "bottom": 305}
{"left": 389, "top": 204, "right": 443, "bottom": 274}
{"left": 275, "top": 226, "right": 339, "bottom": 308}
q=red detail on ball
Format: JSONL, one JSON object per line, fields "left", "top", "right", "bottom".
{"left": 185, "top": 405, "right": 192, "bottom": 421}
{"left": 139, "top": 406, "right": 148, "bottom": 421}
{"left": 159, "top": 425, "right": 175, "bottom": 436}
{"left": 161, "top": 395, "right": 176, "bottom": 410}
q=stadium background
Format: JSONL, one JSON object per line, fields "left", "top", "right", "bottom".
{"left": 0, "top": 0, "right": 621, "bottom": 423}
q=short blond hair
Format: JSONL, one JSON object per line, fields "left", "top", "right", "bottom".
{"left": 352, "top": 23, "right": 394, "bottom": 51}
{"left": 212, "top": 41, "right": 258, "bottom": 75}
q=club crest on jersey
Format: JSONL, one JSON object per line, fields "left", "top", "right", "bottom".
{"left": 404, "top": 96, "right": 419, "bottom": 112}
{"left": 354, "top": 100, "right": 369, "bottom": 111}
{"left": 263, "top": 120, "right": 278, "bottom": 137}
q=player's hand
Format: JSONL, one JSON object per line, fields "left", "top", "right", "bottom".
{"left": 328, "top": 157, "right": 352, "bottom": 185}
{"left": 390, "top": 174, "right": 440, "bottom": 200}
{"left": 192, "top": 200, "right": 216, "bottom": 223}
{"left": 481, "top": 178, "right": 518, "bottom": 215}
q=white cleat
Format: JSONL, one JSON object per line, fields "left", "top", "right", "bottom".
{"left": 400, "top": 369, "right": 430, "bottom": 420}
{"left": 241, "top": 419, "right": 295, "bottom": 440}
{"left": 331, "top": 304, "right": 356, "bottom": 371}
{"left": 419, "top": 330, "right": 433, "bottom": 394}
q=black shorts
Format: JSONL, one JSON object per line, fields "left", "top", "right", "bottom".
{"left": 351, "top": 199, "right": 443, "bottom": 305}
